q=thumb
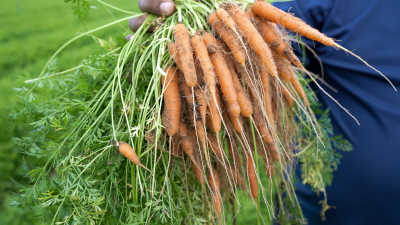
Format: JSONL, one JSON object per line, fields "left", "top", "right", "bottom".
{"left": 138, "top": 0, "right": 175, "bottom": 16}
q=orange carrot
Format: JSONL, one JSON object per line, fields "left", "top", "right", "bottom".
{"left": 208, "top": 134, "right": 224, "bottom": 161}
{"left": 225, "top": 105, "right": 244, "bottom": 133}
{"left": 250, "top": 92, "right": 280, "bottom": 161}
{"left": 225, "top": 4, "right": 278, "bottom": 77}
{"left": 273, "top": 51, "right": 292, "bottom": 83}
{"left": 191, "top": 35, "right": 217, "bottom": 99}
{"left": 290, "top": 71, "right": 310, "bottom": 106}
{"left": 207, "top": 92, "right": 222, "bottom": 133}
{"left": 259, "top": 69, "right": 275, "bottom": 129}
{"left": 195, "top": 87, "right": 207, "bottom": 125}
{"left": 246, "top": 152, "right": 258, "bottom": 198}
{"left": 227, "top": 137, "right": 242, "bottom": 170}
{"left": 168, "top": 42, "right": 183, "bottom": 71}
{"left": 208, "top": 168, "right": 222, "bottom": 218}
{"left": 192, "top": 156, "right": 205, "bottom": 184}
{"left": 178, "top": 124, "right": 195, "bottom": 161}
{"left": 208, "top": 13, "right": 246, "bottom": 66}
{"left": 254, "top": 17, "right": 302, "bottom": 68}
{"left": 216, "top": 40, "right": 253, "bottom": 118}
{"left": 251, "top": 1, "right": 335, "bottom": 46}
{"left": 216, "top": 8, "right": 236, "bottom": 31}
{"left": 280, "top": 83, "right": 294, "bottom": 107}
{"left": 174, "top": 24, "right": 197, "bottom": 87}
{"left": 161, "top": 66, "right": 181, "bottom": 136}
{"left": 202, "top": 33, "right": 241, "bottom": 117}
{"left": 118, "top": 141, "right": 151, "bottom": 172}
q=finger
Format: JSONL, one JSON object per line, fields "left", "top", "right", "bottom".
{"left": 129, "top": 15, "right": 157, "bottom": 32}
{"left": 138, "top": 0, "right": 175, "bottom": 16}
{"left": 125, "top": 34, "right": 134, "bottom": 41}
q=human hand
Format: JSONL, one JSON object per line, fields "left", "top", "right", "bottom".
{"left": 126, "top": 0, "right": 176, "bottom": 40}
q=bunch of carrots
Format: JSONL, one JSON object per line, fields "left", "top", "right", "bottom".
{"left": 117, "top": 0, "right": 392, "bottom": 222}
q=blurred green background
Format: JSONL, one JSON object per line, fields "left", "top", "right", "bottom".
{"left": 0, "top": 1, "right": 265, "bottom": 224}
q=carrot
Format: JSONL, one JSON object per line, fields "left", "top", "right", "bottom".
{"left": 225, "top": 4, "right": 278, "bottom": 77}
{"left": 194, "top": 87, "right": 207, "bottom": 125}
{"left": 227, "top": 137, "right": 242, "bottom": 170}
{"left": 228, "top": 165, "right": 245, "bottom": 187}
{"left": 161, "top": 66, "right": 181, "bottom": 136}
{"left": 208, "top": 168, "right": 222, "bottom": 218}
{"left": 273, "top": 51, "right": 292, "bottom": 83}
{"left": 191, "top": 35, "right": 217, "bottom": 99}
{"left": 168, "top": 42, "right": 183, "bottom": 71}
{"left": 280, "top": 83, "right": 294, "bottom": 107}
{"left": 118, "top": 141, "right": 151, "bottom": 172}
{"left": 192, "top": 156, "right": 205, "bottom": 184}
{"left": 257, "top": 148, "right": 274, "bottom": 178}
{"left": 208, "top": 13, "right": 246, "bottom": 66}
{"left": 254, "top": 17, "right": 302, "bottom": 68}
{"left": 202, "top": 33, "right": 241, "bottom": 118}
{"left": 250, "top": 92, "right": 280, "bottom": 161}
{"left": 251, "top": 1, "right": 335, "bottom": 46}
{"left": 290, "top": 71, "right": 310, "bottom": 106}
{"left": 207, "top": 91, "right": 222, "bottom": 133}
{"left": 178, "top": 71, "right": 199, "bottom": 122}
{"left": 174, "top": 24, "right": 197, "bottom": 87}
{"left": 208, "top": 134, "right": 224, "bottom": 161}
{"left": 216, "top": 39, "right": 253, "bottom": 118}
{"left": 259, "top": 69, "right": 275, "bottom": 129}
{"left": 178, "top": 124, "right": 195, "bottom": 161}
{"left": 216, "top": 8, "right": 236, "bottom": 31}
{"left": 225, "top": 105, "right": 244, "bottom": 133}
{"left": 246, "top": 152, "right": 258, "bottom": 198}
{"left": 252, "top": 1, "right": 397, "bottom": 92}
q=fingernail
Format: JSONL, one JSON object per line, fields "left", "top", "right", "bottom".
{"left": 160, "top": 2, "right": 173, "bottom": 16}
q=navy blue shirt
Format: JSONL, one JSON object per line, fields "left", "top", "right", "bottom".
{"left": 273, "top": 0, "right": 400, "bottom": 224}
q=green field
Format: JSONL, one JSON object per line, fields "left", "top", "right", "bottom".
{"left": 0, "top": 1, "right": 265, "bottom": 224}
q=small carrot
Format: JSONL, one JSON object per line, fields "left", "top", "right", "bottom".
{"left": 207, "top": 91, "right": 222, "bottom": 134}
{"left": 208, "top": 168, "right": 222, "bottom": 218}
{"left": 251, "top": 1, "right": 335, "bottom": 46}
{"left": 118, "top": 141, "right": 151, "bottom": 172}
{"left": 252, "top": 1, "right": 397, "bottom": 91}
{"left": 191, "top": 35, "right": 217, "bottom": 100}
{"left": 208, "top": 134, "right": 224, "bottom": 161}
{"left": 273, "top": 51, "right": 292, "bottom": 83}
{"left": 290, "top": 71, "right": 310, "bottom": 106}
{"left": 259, "top": 69, "right": 275, "bottom": 129}
{"left": 178, "top": 124, "right": 195, "bottom": 161}
{"left": 208, "top": 13, "right": 246, "bottom": 66}
{"left": 216, "top": 8, "right": 236, "bottom": 31}
{"left": 246, "top": 152, "right": 258, "bottom": 199}
{"left": 216, "top": 39, "right": 253, "bottom": 117}
{"left": 250, "top": 92, "right": 280, "bottom": 161}
{"left": 174, "top": 24, "right": 197, "bottom": 87}
{"left": 195, "top": 87, "right": 207, "bottom": 125}
{"left": 254, "top": 16, "right": 302, "bottom": 68}
{"left": 202, "top": 33, "right": 241, "bottom": 118}
{"left": 192, "top": 156, "right": 205, "bottom": 184}
{"left": 280, "top": 83, "right": 294, "bottom": 107}
{"left": 161, "top": 66, "right": 181, "bottom": 136}
{"left": 225, "top": 4, "right": 278, "bottom": 77}
{"left": 225, "top": 104, "right": 244, "bottom": 133}
{"left": 168, "top": 42, "right": 183, "bottom": 71}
